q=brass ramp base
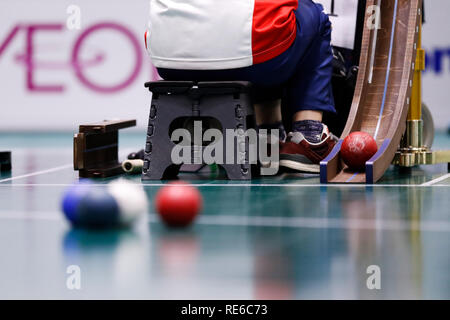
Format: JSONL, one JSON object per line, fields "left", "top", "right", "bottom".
{"left": 393, "top": 148, "right": 450, "bottom": 168}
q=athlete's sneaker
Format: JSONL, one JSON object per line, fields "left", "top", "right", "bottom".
{"left": 279, "top": 125, "right": 338, "bottom": 173}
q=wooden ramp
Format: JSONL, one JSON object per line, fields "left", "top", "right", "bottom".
{"left": 321, "top": 0, "right": 423, "bottom": 184}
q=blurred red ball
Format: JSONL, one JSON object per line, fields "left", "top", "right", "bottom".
{"left": 155, "top": 181, "right": 202, "bottom": 227}
{"left": 341, "top": 131, "right": 378, "bottom": 171}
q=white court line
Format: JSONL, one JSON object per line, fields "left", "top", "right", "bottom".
{"left": 421, "top": 173, "right": 450, "bottom": 186}
{"left": 0, "top": 164, "right": 72, "bottom": 183}
{"left": 0, "top": 183, "right": 449, "bottom": 188}
{"left": 0, "top": 210, "right": 449, "bottom": 232}
{"left": 184, "top": 183, "right": 449, "bottom": 188}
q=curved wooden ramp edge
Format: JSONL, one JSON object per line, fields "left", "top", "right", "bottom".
{"left": 321, "top": 0, "right": 423, "bottom": 184}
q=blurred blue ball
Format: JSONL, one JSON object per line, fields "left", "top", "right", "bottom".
{"left": 61, "top": 180, "right": 93, "bottom": 225}
{"left": 77, "top": 187, "right": 120, "bottom": 229}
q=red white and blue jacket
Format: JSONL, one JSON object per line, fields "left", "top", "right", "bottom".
{"left": 145, "top": 0, "right": 298, "bottom": 70}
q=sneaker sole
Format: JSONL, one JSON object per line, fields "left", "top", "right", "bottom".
{"left": 279, "top": 160, "right": 320, "bottom": 173}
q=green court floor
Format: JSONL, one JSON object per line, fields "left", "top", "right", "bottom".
{"left": 0, "top": 132, "right": 449, "bottom": 299}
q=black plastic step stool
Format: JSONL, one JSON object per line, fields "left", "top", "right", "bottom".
{"left": 142, "top": 81, "right": 254, "bottom": 180}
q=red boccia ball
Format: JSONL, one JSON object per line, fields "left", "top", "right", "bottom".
{"left": 155, "top": 181, "right": 203, "bottom": 227}
{"left": 341, "top": 131, "right": 378, "bottom": 171}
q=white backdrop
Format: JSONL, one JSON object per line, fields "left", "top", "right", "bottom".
{"left": 0, "top": 0, "right": 156, "bottom": 132}
{"left": 421, "top": 1, "right": 450, "bottom": 129}
{"left": 0, "top": 0, "right": 448, "bottom": 131}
